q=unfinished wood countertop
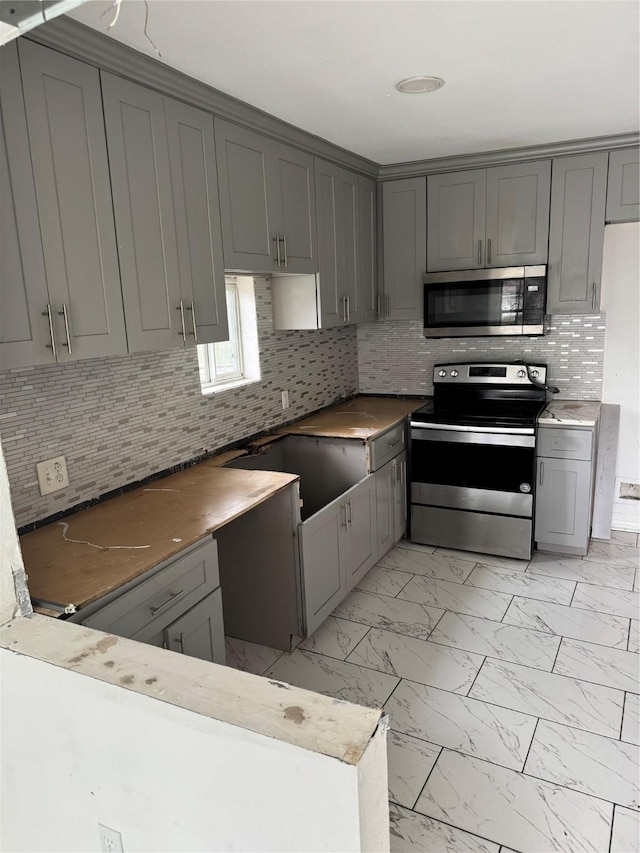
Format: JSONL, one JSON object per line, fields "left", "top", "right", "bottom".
{"left": 21, "top": 465, "right": 298, "bottom": 612}
{"left": 278, "top": 396, "right": 426, "bottom": 440}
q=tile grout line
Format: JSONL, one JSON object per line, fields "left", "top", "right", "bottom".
{"left": 607, "top": 804, "right": 617, "bottom": 853}
{"left": 618, "top": 692, "right": 627, "bottom": 741}
{"left": 462, "top": 654, "right": 488, "bottom": 697}
{"left": 550, "top": 635, "right": 564, "bottom": 673}
{"left": 343, "top": 625, "right": 372, "bottom": 662}
{"left": 408, "top": 744, "right": 444, "bottom": 811}
{"left": 520, "top": 716, "right": 541, "bottom": 772}
{"left": 500, "top": 594, "right": 516, "bottom": 623}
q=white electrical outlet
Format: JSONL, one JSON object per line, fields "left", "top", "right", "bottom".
{"left": 281, "top": 389, "right": 290, "bottom": 409}
{"left": 98, "top": 824, "right": 124, "bottom": 853}
{"left": 36, "top": 455, "right": 69, "bottom": 496}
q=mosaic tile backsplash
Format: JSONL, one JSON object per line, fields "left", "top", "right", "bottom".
{"left": 0, "top": 279, "right": 358, "bottom": 527}
{"left": 357, "top": 314, "right": 606, "bottom": 398}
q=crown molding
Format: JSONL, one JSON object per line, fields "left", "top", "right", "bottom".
{"left": 24, "top": 17, "right": 379, "bottom": 178}
{"left": 378, "top": 133, "right": 640, "bottom": 180}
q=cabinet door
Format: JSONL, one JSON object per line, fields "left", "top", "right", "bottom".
{"left": 315, "top": 158, "right": 343, "bottom": 327}
{"left": 427, "top": 170, "right": 485, "bottom": 271}
{"left": 375, "top": 459, "right": 395, "bottom": 560}
{"left": 101, "top": 73, "right": 182, "bottom": 353}
{"left": 215, "top": 119, "right": 276, "bottom": 272}
{"left": 271, "top": 141, "right": 317, "bottom": 274}
{"left": 606, "top": 148, "right": 640, "bottom": 223}
{"left": 0, "top": 44, "right": 53, "bottom": 369}
{"left": 165, "top": 97, "right": 228, "bottom": 345}
{"left": 18, "top": 40, "right": 126, "bottom": 361}
{"left": 165, "top": 590, "right": 226, "bottom": 665}
{"left": 300, "top": 496, "right": 346, "bottom": 635}
{"left": 338, "top": 167, "right": 359, "bottom": 323}
{"left": 547, "top": 153, "right": 608, "bottom": 314}
{"left": 344, "top": 474, "right": 377, "bottom": 591}
{"left": 393, "top": 451, "right": 408, "bottom": 542}
{"left": 382, "top": 178, "right": 426, "bottom": 319}
{"left": 358, "top": 174, "right": 378, "bottom": 323}
{"left": 485, "top": 161, "right": 550, "bottom": 267}
{"left": 535, "top": 457, "right": 592, "bottom": 550}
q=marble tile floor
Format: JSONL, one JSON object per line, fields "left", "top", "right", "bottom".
{"left": 226, "top": 535, "right": 640, "bottom": 853}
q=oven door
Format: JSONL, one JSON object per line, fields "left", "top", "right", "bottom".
{"left": 410, "top": 424, "right": 535, "bottom": 517}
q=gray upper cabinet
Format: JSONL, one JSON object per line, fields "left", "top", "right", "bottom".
{"left": 315, "top": 158, "right": 359, "bottom": 326}
{"left": 485, "top": 161, "right": 551, "bottom": 267}
{"left": 103, "top": 75, "right": 228, "bottom": 351}
{"left": 606, "top": 148, "right": 640, "bottom": 223}
{"left": 427, "top": 170, "right": 485, "bottom": 272}
{"left": 547, "top": 152, "right": 608, "bottom": 314}
{"left": 215, "top": 120, "right": 317, "bottom": 274}
{"left": 382, "top": 177, "right": 427, "bottom": 319}
{"left": 270, "top": 141, "right": 318, "bottom": 273}
{"left": 0, "top": 44, "right": 52, "bottom": 370}
{"left": 358, "top": 174, "right": 378, "bottom": 323}
{"left": 427, "top": 161, "right": 550, "bottom": 271}
{"left": 102, "top": 73, "right": 182, "bottom": 353}
{"left": 17, "top": 40, "right": 127, "bottom": 362}
{"left": 164, "top": 98, "right": 228, "bottom": 345}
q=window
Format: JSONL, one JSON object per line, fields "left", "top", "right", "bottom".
{"left": 197, "top": 276, "right": 260, "bottom": 394}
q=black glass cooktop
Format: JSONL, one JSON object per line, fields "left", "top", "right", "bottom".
{"left": 411, "top": 399, "right": 546, "bottom": 428}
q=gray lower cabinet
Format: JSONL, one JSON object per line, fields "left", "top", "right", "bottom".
{"left": 78, "top": 537, "right": 226, "bottom": 665}
{"left": 215, "top": 120, "right": 317, "bottom": 274}
{"left": 547, "top": 153, "right": 608, "bottom": 313}
{"left": 375, "top": 451, "right": 407, "bottom": 560}
{"left": 606, "top": 148, "right": 640, "bottom": 223}
{"left": 535, "top": 427, "right": 596, "bottom": 555}
{"left": 102, "top": 74, "right": 228, "bottom": 352}
{"left": 164, "top": 590, "right": 226, "bottom": 664}
{"left": 10, "top": 40, "right": 127, "bottom": 364}
{"left": 382, "top": 177, "right": 426, "bottom": 320}
{"left": 301, "top": 473, "right": 377, "bottom": 636}
{"left": 426, "top": 161, "right": 550, "bottom": 272}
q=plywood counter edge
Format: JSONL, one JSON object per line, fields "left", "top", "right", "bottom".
{"left": 1, "top": 615, "right": 383, "bottom": 766}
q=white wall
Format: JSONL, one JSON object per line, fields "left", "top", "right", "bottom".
{"left": 1, "top": 644, "right": 387, "bottom": 853}
{"left": 0, "top": 437, "right": 30, "bottom": 624}
{"left": 601, "top": 222, "right": 640, "bottom": 532}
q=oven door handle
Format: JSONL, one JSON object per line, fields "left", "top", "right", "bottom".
{"left": 410, "top": 421, "right": 535, "bottom": 435}
{"left": 410, "top": 426, "right": 535, "bottom": 448}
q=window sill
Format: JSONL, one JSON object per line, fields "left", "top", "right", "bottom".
{"left": 200, "top": 376, "right": 260, "bottom": 397}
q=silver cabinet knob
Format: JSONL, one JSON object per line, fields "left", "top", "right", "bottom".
{"left": 438, "top": 369, "right": 446, "bottom": 377}
{"left": 531, "top": 369, "right": 539, "bottom": 378}
{"left": 450, "top": 369, "right": 459, "bottom": 377}
{"left": 517, "top": 369, "right": 526, "bottom": 378}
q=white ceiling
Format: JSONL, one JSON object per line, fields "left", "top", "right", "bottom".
{"left": 68, "top": 0, "right": 640, "bottom": 165}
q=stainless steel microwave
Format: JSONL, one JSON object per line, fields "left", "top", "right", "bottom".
{"left": 423, "top": 265, "right": 547, "bottom": 338}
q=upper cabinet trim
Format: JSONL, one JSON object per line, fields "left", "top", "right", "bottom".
{"left": 24, "top": 17, "right": 379, "bottom": 179}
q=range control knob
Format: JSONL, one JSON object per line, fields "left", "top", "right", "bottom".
{"left": 517, "top": 369, "right": 526, "bottom": 378}
{"left": 531, "top": 369, "right": 540, "bottom": 378}
{"left": 450, "top": 369, "right": 459, "bottom": 377}
{"left": 438, "top": 369, "right": 446, "bottom": 378}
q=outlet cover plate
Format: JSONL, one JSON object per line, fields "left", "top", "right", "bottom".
{"left": 36, "top": 455, "right": 69, "bottom": 496}
{"left": 98, "top": 824, "right": 123, "bottom": 853}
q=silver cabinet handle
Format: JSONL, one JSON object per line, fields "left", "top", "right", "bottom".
{"left": 343, "top": 295, "right": 348, "bottom": 323}
{"left": 347, "top": 499, "right": 353, "bottom": 527}
{"left": 150, "top": 589, "right": 185, "bottom": 615}
{"left": 539, "top": 461, "right": 544, "bottom": 487}
{"left": 346, "top": 295, "right": 350, "bottom": 323}
{"left": 282, "top": 233, "right": 288, "bottom": 268}
{"left": 341, "top": 503, "right": 348, "bottom": 527}
{"left": 478, "top": 240, "right": 482, "bottom": 265}
{"left": 58, "top": 303, "right": 72, "bottom": 353}
{"left": 400, "top": 460, "right": 405, "bottom": 487}
{"left": 42, "top": 304, "right": 57, "bottom": 358}
{"left": 391, "top": 460, "right": 397, "bottom": 485}
{"left": 377, "top": 293, "right": 383, "bottom": 318}
{"left": 186, "top": 301, "right": 198, "bottom": 341}
{"left": 273, "top": 233, "right": 282, "bottom": 265}
{"left": 387, "top": 438, "right": 400, "bottom": 448}
{"left": 591, "top": 282, "right": 597, "bottom": 310}
{"left": 386, "top": 293, "right": 390, "bottom": 318}
{"left": 176, "top": 300, "right": 187, "bottom": 342}
{"left": 178, "top": 632, "right": 185, "bottom": 652}
{"left": 487, "top": 238, "right": 492, "bottom": 265}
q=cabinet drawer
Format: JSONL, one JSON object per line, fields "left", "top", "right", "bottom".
{"left": 370, "top": 423, "right": 406, "bottom": 472}
{"left": 82, "top": 537, "right": 219, "bottom": 640}
{"left": 537, "top": 428, "right": 593, "bottom": 461}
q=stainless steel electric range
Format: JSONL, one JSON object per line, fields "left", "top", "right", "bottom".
{"left": 409, "top": 362, "right": 550, "bottom": 560}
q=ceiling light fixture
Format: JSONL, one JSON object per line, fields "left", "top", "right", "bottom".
{"left": 395, "top": 75, "right": 445, "bottom": 95}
